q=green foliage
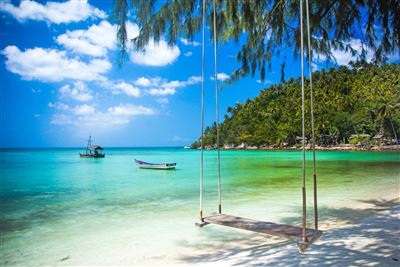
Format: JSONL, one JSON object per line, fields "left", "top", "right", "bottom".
{"left": 191, "top": 63, "right": 400, "bottom": 148}
{"left": 114, "top": 0, "right": 400, "bottom": 81}
{"left": 349, "top": 134, "right": 372, "bottom": 146}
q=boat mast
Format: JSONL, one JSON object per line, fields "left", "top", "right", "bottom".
{"left": 86, "top": 135, "right": 91, "bottom": 154}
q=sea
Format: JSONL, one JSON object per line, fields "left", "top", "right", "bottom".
{"left": 1, "top": 148, "right": 399, "bottom": 265}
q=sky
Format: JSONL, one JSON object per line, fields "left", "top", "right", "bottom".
{"left": 0, "top": 0, "right": 397, "bottom": 148}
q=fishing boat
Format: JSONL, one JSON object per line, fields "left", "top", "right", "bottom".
{"left": 79, "top": 136, "right": 105, "bottom": 158}
{"left": 134, "top": 159, "right": 176, "bottom": 170}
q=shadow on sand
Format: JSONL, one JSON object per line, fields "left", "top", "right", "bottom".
{"left": 179, "top": 198, "right": 400, "bottom": 266}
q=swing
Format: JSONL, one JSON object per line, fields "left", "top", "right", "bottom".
{"left": 196, "top": 0, "right": 322, "bottom": 252}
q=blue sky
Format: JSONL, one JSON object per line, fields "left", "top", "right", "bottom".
{"left": 0, "top": 0, "right": 397, "bottom": 148}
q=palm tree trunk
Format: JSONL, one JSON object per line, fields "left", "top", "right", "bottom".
{"left": 389, "top": 117, "right": 398, "bottom": 144}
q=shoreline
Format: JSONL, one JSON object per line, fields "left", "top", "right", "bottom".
{"left": 194, "top": 144, "right": 400, "bottom": 152}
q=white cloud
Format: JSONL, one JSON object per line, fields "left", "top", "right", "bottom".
{"left": 107, "top": 104, "right": 154, "bottom": 116}
{"left": 56, "top": 20, "right": 139, "bottom": 57}
{"left": 135, "top": 75, "right": 201, "bottom": 96}
{"left": 311, "top": 62, "right": 320, "bottom": 71}
{"left": 48, "top": 102, "right": 70, "bottom": 111}
{"left": 34, "top": 114, "right": 40, "bottom": 118}
{"left": 187, "top": 76, "right": 202, "bottom": 84}
{"left": 56, "top": 21, "right": 114, "bottom": 57}
{"left": 129, "top": 39, "right": 180, "bottom": 66}
{"left": 51, "top": 114, "right": 73, "bottom": 125}
{"left": 180, "top": 38, "right": 200, "bottom": 47}
{"left": 73, "top": 104, "right": 95, "bottom": 115}
{"left": 256, "top": 79, "right": 273, "bottom": 85}
{"left": 113, "top": 82, "right": 140, "bottom": 97}
{"left": 156, "top": 98, "right": 169, "bottom": 104}
{"left": 317, "top": 39, "right": 374, "bottom": 66}
{"left": 60, "top": 81, "right": 93, "bottom": 102}
{"left": 50, "top": 103, "right": 155, "bottom": 128}
{"left": 161, "top": 80, "right": 182, "bottom": 88}
{"left": 125, "top": 21, "right": 140, "bottom": 40}
{"left": 2, "top": 46, "right": 111, "bottom": 82}
{"left": 99, "top": 79, "right": 140, "bottom": 97}
{"left": 147, "top": 88, "right": 176, "bottom": 96}
{"left": 78, "top": 113, "right": 131, "bottom": 126}
{"left": 184, "top": 51, "right": 193, "bottom": 57}
{"left": 133, "top": 77, "right": 154, "bottom": 87}
{"left": 210, "top": 72, "right": 230, "bottom": 81}
{"left": 0, "top": 0, "right": 105, "bottom": 24}
{"left": 134, "top": 75, "right": 200, "bottom": 89}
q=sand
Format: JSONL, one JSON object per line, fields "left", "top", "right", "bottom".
{"left": 178, "top": 196, "right": 400, "bottom": 266}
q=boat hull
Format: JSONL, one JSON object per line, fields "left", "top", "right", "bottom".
{"left": 138, "top": 165, "right": 176, "bottom": 170}
{"left": 135, "top": 159, "right": 176, "bottom": 170}
{"left": 80, "top": 153, "right": 105, "bottom": 158}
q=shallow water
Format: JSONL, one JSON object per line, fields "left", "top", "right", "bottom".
{"left": 0, "top": 148, "right": 399, "bottom": 265}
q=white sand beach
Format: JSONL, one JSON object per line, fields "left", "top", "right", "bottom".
{"left": 183, "top": 196, "right": 400, "bottom": 267}
{"left": 47, "top": 192, "right": 398, "bottom": 267}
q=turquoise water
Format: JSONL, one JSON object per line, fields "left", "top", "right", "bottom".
{"left": 1, "top": 148, "right": 399, "bottom": 265}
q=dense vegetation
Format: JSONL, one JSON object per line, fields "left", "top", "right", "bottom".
{"left": 191, "top": 63, "right": 400, "bottom": 148}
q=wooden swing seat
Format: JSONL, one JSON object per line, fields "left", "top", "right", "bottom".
{"left": 197, "top": 213, "right": 322, "bottom": 243}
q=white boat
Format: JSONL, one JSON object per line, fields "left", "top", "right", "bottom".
{"left": 134, "top": 159, "right": 176, "bottom": 170}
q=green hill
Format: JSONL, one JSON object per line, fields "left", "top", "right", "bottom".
{"left": 192, "top": 62, "right": 400, "bottom": 148}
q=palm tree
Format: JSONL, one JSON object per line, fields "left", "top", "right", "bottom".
{"left": 114, "top": 0, "right": 399, "bottom": 80}
{"left": 378, "top": 100, "right": 398, "bottom": 144}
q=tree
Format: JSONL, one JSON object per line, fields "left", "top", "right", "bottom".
{"left": 377, "top": 98, "right": 399, "bottom": 143}
{"left": 190, "top": 64, "right": 400, "bottom": 147}
{"left": 114, "top": 0, "right": 399, "bottom": 80}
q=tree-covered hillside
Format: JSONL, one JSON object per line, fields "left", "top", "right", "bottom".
{"left": 192, "top": 63, "right": 400, "bottom": 148}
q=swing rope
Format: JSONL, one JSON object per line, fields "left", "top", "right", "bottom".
{"left": 299, "top": 0, "right": 307, "bottom": 243}
{"left": 213, "top": 0, "right": 222, "bottom": 214}
{"left": 305, "top": 0, "right": 318, "bottom": 231}
{"left": 199, "top": 0, "right": 206, "bottom": 221}
{"left": 199, "top": 0, "right": 318, "bottom": 242}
